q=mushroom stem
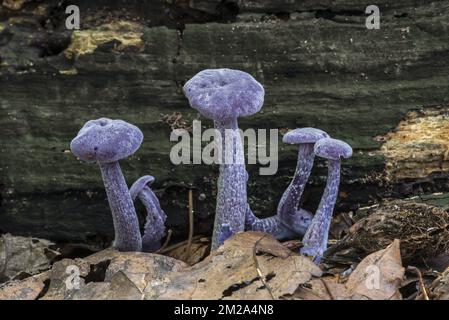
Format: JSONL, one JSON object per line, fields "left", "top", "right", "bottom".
{"left": 138, "top": 186, "right": 167, "bottom": 252}
{"left": 218, "top": 223, "right": 234, "bottom": 245}
{"left": 212, "top": 118, "right": 247, "bottom": 250}
{"left": 245, "top": 205, "right": 286, "bottom": 236}
{"left": 300, "top": 159, "right": 341, "bottom": 263}
{"left": 245, "top": 204, "right": 312, "bottom": 239}
{"left": 244, "top": 142, "right": 317, "bottom": 239}
{"left": 99, "top": 162, "right": 142, "bottom": 252}
{"left": 277, "top": 144, "right": 315, "bottom": 223}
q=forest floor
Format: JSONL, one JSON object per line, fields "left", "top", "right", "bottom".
{"left": 0, "top": 197, "right": 448, "bottom": 300}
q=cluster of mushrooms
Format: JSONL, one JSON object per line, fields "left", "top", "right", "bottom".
{"left": 70, "top": 68, "right": 352, "bottom": 263}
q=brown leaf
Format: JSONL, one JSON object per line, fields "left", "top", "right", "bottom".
{"left": 41, "top": 250, "right": 187, "bottom": 300}
{"left": 0, "top": 275, "right": 46, "bottom": 300}
{"left": 294, "top": 240, "right": 404, "bottom": 300}
{"left": 293, "top": 277, "right": 351, "bottom": 300}
{"left": 145, "top": 232, "right": 322, "bottom": 300}
{"left": 0, "top": 233, "right": 60, "bottom": 282}
{"left": 429, "top": 267, "right": 449, "bottom": 300}
{"left": 3, "top": 236, "right": 406, "bottom": 300}
{"left": 345, "top": 239, "right": 404, "bottom": 300}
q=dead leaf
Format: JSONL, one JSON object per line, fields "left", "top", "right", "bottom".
{"left": 0, "top": 275, "right": 46, "bottom": 300}
{"left": 429, "top": 267, "right": 449, "bottom": 300}
{"left": 294, "top": 240, "right": 404, "bottom": 300}
{"left": 293, "top": 277, "right": 351, "bottom": 300}
{"left": 0, "top": 233, "right": 60, "bottom": 282}
{"left": 345, "top": 239, "right": 404, "bottom": 300}
{"left": 5, "top": 234, "right": 406, "bottom": 300}
{"left": 145, "top": 232, "right": 322, "bottom": 300}
{"left": 41, "top": 250, "right": 187, "bottom": 300}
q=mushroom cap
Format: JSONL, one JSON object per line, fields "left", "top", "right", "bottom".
{"left": 183, "top": 68, "right": 265, "bottom": 122}
{"left": 130, "top": 175, "right": 155, "bottom": 202}
{"left": 314, "top": 138, "right": 353, "bottom": 160}
{"left": 70, "top": 118, "right": 143, "bottom": 163}
{"left": 283, "top": 127, "right": 329, "bottom": 144}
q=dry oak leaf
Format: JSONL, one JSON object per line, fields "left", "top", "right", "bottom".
{"left": 145, "top": 231, "right": 322, "bottom": 300}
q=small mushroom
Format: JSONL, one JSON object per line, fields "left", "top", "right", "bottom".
{"left": 70, "top": 118, "right": 143, "bottom": 252}
{"left": 245, "top": 128, "right": 327, "bottom": 238}
{"left": 300, "top": 137, "right": 353, "bottom": 263}
{"left": 130, "top": 175, "right": 167, "bottom": 252}
{"left": 183, "top": 68, "right": 265, "bottom": 250}
{"left": 278, "top": 128, "right": 329, "bottom": 230}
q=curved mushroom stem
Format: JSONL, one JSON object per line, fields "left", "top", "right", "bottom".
{"left": 300, "top": 159, "right": 341, "bottom": 263}
{"left": 277, "top": 144, "right": 315, "bottom": 224}
{"left": 212, "top": 118, "right": 247, "bottom": 250}
{"left": 245, "top": 205, "right": 280, "bottom": 234}
{"left": 99, "top": 162, "right": 142, "bottom": 252}
{"left": 244, "top": 144, "right": 315, "bottom": 239}
{"left": 137, "top": 186, "right": 167, "bottom": 252}
{"left": 245, "top": 205, "right": 312, "bottom": 239}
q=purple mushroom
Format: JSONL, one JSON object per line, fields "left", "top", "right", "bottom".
{"left": 300, "top": 137, "right": 353, "bottom": 263}
{"left": 245, "top": 128, "right": 328, "bottom": 238}
{"left": 245, "top": 205, "right": 312, "bottom": 239}
{"left": 130, "top": 175, "right": 167, "bottom": 252}
{"left": 183, "top": 68, "right": 265, "bottom": 250}
{"left": 218, "top": 223, "right": 234, "bottom": 245}
{"left": 70, "top": 118, "right": 143, "bottom": 252}
{"left": 278, "top": 128, "right": 329, "bottom": 228}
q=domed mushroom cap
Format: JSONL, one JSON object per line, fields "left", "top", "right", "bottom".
{"left": 283, "top": 127, "right": 329, "bottom": 144}
{"left": 70, "top": 118, "right": 143, "bottom": 163}
{"left": 130, "top": 175, "right": 155, "bottom": 202}
{"left": 314, "top": 138, "right": 353, "bottom": 160}
{"left": 183, "top": 68, "right": 265, "bottom": 121}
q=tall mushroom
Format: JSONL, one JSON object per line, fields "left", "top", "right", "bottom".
{"left": 70, "top": 118, "right": 143, "bottom": 252}
{"left": 183, "top": 68, "right": 265, "bottom": 250}
{"left": 245, "top": 128, "right": 328, "bottom": 238}
{"left": 300, "top": 137, "right": 353, "bottom": 263}
{"left": 130, "top": 175, "right": 167, "bottom": 252}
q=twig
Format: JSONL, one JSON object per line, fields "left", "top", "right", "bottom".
{"left": 155, "top": 229, "right": 173, "bottom": 254}
{"left": 320, "top": 278, "right": 335, "bottom": 300}
{"left": 407, "top": 266, "right": 430, "bottom": 300}
{"left": 253, "top": 234, "right": 276, "bottom": 300}
{"left": 183, "top": 189, "right": 195, "bottom": 264}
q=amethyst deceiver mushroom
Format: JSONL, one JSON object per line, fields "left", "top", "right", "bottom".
{"left": 245, "top": 205, "right": 312, "bottom": 239}
{"left": 246, "top": 128, "right": 328, "bottom": 238}
{"left": 130, "top": 175, "right": 167, "bottom": 252}
{"left": 300, "top": 137, "right": 353, "bottom": 263}
{"left": 70, "top": 118, "right": 143, "bottom": 252}
{"left": 278, "top": 128, "right": 329, "bottom": 230}
{"left": 183, "top": 68, "right": 265, "bottom": 250}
